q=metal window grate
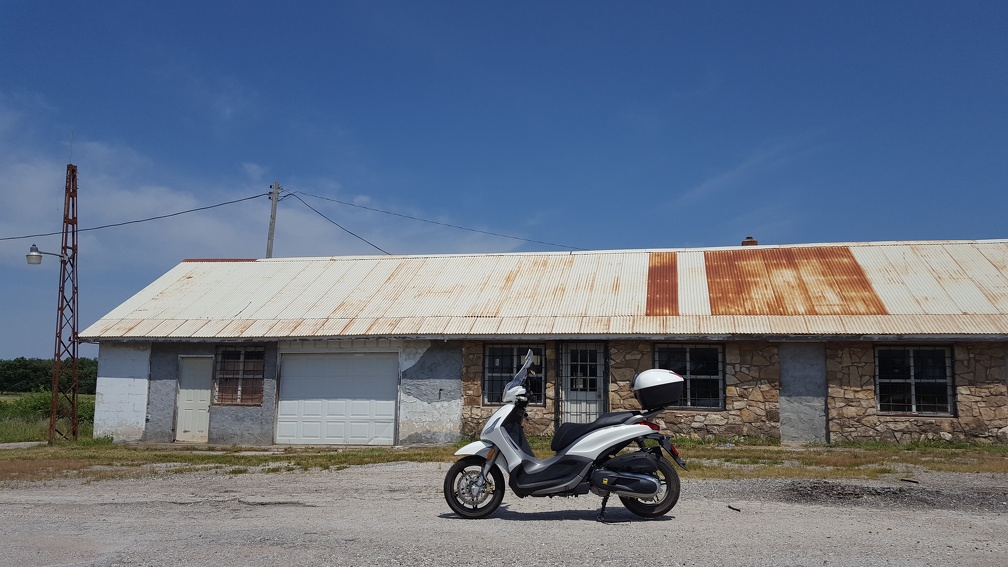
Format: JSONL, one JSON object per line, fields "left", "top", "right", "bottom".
{"left": 213, "top": 347, "right": 265, "bottom": 406}
{"left": 875, "top": 346, "right": 953, "bottom": 414}
{"left": 559, "top": 342, "right": 607, "bottom": 424}
{"left": 653, "top": 344, "right": 724, "bottom": 409}
{"left": 482, "top": 345, "right": 545, "bottom": 405}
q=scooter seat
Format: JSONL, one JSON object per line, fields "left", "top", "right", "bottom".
{"left": 551, "top": 412, "right": 638, "bottom": 452}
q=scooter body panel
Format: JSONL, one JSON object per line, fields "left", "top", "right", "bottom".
{"left": 454, "top": 440, "right": 494, "bottom": 459}
{"left": 563, "top": 423, "right": 656, "bottom": 459}
{"left": 481, "top": 404, "right": 535, "bottom": 473}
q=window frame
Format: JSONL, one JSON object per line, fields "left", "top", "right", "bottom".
{"left": 212, "top": 346, "right": 266, "bottom": 406}
{"left": 874, "top": 345, "right": 955, "bottom": 416}
{"left": 482, "top": 344, "right": 546, "bottom": 406}
{"left": 652, "top": 343, "right": 725, "bottom": 410}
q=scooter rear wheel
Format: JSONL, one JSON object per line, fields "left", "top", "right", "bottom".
{"left": 443, "top": 456, "right": 505, "bottom": 519}
{"left": 619, "top": 457, "right": 680, "bottom": 518}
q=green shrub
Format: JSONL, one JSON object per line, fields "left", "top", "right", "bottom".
{"left": 0, "top": 391, "right": 96, "bottom": 422}
{"left": 78, "top": 396, "right": 95, "bottom": 423}
{"left": 6, "top": 391, "right": 52, "bottom": 420}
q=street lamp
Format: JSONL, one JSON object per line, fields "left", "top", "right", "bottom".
{"left": 26, "top": 243, "right": 66, "bottom": 265}
{"left": 26, "top": 164, "right": 80, "bottom": 444}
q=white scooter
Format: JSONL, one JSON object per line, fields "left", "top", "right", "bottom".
{"left": 444, "top": 350, "right": 687, "bottom": 522}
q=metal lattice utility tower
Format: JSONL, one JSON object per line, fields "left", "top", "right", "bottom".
{"left": 49, "top": 164, "right": 79, "bottom": 444}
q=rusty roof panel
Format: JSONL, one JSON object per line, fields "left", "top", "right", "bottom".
{"left": 705, "top": 247, "right": 887, "bottom": 316}
{"left": 122, "top": 318, "right": 178, "bottom": 338}
{"left": 146, "top": 319, "right": 186, "bottom": 338}
{"left": 189, "top": 319, "right": 232, "bottom": 338}
{"left": 239, "top": 319, "right": 284, "bottom": 338}
{"left": 645, "top": 251, "right": 678, "bottom": 316}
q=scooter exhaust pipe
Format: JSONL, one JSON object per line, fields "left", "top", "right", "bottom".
{"left": 590, "top": 469, "right": 661, "bottom": 499}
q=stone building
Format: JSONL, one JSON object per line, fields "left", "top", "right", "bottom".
{"left": 83, "top": 239, "right": 1008, "bottom": 445}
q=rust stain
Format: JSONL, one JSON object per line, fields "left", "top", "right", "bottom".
{"left": 182, "top": 258, "right": 257, "bottom": 262}
{"left": 646, "top": 252, "right": 678, "bottom": 316}
{"left": 705, "top": 247, "right": 888, "bottom": 316}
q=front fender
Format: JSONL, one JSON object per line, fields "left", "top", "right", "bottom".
{"left": 454, "top": 440, "right": 495, "bottom": 458}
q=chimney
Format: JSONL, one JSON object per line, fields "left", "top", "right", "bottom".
{"left": 741, "top": 236, "right": 758, "bottom": 246}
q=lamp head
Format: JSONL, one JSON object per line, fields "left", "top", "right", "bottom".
{"left": 26, "top": 244, "right": 43, "bottom": 265}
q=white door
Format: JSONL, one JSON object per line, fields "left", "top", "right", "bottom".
{"left": 175, "top": 356, "right": 213, "bottom": 442}
{"left": 560, "top": 342, "right": 607, "bottom": 424}
{"left": 276, "top": 352, "right": 399, "bottom": 445}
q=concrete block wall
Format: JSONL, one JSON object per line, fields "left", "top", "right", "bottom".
{"left": 93, "top": 343, "right": 152, "bottom": 442}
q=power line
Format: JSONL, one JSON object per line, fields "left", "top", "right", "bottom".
{"left": 1, "top": 193, "right": 269, "bottom": 242}
{"left": 294, "top": 191, "right": 585, "bottom": 251}
{"left": 288, "top": 193, "right": 391, "bottom": 255}
{"left": 3, "top": 187, "right": 585, "bottom": 254}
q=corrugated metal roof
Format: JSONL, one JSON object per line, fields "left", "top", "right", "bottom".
{"left": 80, "top": 240, "right": 1008, "bottom": 341}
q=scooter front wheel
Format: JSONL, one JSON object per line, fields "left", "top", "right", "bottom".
{"left": 443, "top": 456, "right": 505, "bottom": 519}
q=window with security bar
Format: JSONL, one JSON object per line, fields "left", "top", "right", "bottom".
{"left": 875, "top": 346, "right": 954, "bottom": 415}
{"left": 213, "top": 347, "right": 265, "bottom": 406}
{"left": 566, "top": 347, "right": 601, "bottom": 392}
{"left": 653, "top": 344, "right": 724, "bottom": 409}
{"left": 483, "top": 345, "right": 545, "bottom": 405}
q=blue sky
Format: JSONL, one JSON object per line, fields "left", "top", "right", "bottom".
{"left": 1, "top": 1, "right": 1006, "bottom": 358}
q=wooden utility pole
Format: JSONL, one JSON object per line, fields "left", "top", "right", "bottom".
{"left": 49, "top": 163, "right": 79, "bottom": 444}
{"left": 266, "top": 181, "right": 280, "bottom": 258}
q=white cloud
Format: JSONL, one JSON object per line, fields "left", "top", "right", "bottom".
{"left": 0, "top": 99, "right": 528, "bottom": 357}
{"left": 241, "top": 162, "right": 268, "bottom": 183}
{"left": 669, "top": 135, "right": 824, "bottom": 209}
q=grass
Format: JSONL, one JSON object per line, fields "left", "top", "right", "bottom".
{"left": 0, "top": 391, "right": 96, "bottom": 443}
{"left": 0, "top": 434, "right": 1005, "bottom": 484}
{"left": 3, "top": 391, "right": 1002, "bottom": 482}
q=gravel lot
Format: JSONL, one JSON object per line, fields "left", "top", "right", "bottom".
{"left": 1, "top": 461, "right": 1006, "bottom": 567}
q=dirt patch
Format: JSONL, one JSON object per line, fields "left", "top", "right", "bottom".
{"left": 776, "top": 478, "right": 1008, "bottom": 512}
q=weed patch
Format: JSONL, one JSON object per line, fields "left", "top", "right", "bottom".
{"left": 0, "top": 437, "right": 1004, "bottom": 483}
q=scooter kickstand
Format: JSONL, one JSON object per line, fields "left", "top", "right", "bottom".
{"left": 596, "top": 492, "right": 610, "bottom": 522}
{"left": 596, "top": 492, "right": 630, "bottom": 524}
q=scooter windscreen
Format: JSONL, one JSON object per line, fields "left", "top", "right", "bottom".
{"left": 502, "top": 349, "right": 535, "bottom": 394}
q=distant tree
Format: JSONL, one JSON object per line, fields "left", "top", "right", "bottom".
{"left": 0, "top": 358, "right": 98, "bottom": 395}
{"left": 78, "top": 358, "right": 98, "bottom": 394}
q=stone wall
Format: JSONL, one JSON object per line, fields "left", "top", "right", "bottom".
{"left": 460, "top": 341, "right": 482, "bottom": 436}
{"left": 827, "top": 343, "right": 1008, "bottom": 443}
{"left": 460, "top": 341, "right": 559, "bottom": 436}
{"left": 461, "top": 340, "right": 1007, "bottom": 444}
{"left": 463, "top": 340, "right": 783, "bottom": 439}
{"left": 609, "top": 341, "right": 781, "bottom": 440}
{"left": 955, "top": 344, "right": 1008, "bottom": 441}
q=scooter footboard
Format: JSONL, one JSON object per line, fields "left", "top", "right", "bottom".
{"left": 509, "top": 456, "right": 594, "bottom": 497}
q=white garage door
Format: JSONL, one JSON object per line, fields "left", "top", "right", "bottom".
{"left": 276, "top": 353, "right": 399, "bottom": 445}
